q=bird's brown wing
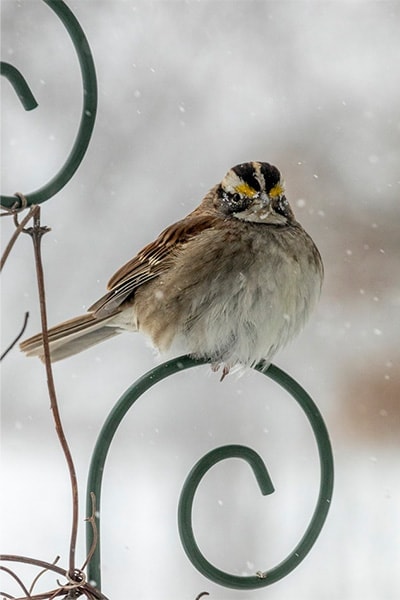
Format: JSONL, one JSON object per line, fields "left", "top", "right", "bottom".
{"left": 89, "top": 214, "right": 219, "bottom": 317}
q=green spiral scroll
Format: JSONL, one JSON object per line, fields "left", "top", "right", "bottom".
{"left": 1, "top": 0, "right": 97, "bottom": 208}
{"left": 86, "top": 356, "right": 333, "bottom": 591}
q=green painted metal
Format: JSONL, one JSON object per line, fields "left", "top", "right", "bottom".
{"left": 0, "top": 0, "right": 97, "bottom": 208}
{"left": 178, "top": 361, "right": 334, "bottom": 589}
{"left": 0, "top": 62, "right": 38, "bottom": 110}
{"left": 86, "top": 356, "right": 334, "bottom": 591}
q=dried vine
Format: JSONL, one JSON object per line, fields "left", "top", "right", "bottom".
{"left": 0, "top": 207, "right": 108, "bottom": 600}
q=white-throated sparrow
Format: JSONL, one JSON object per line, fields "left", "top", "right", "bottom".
{"left": 20, "top": 162, "right": 323, "bottom": 377}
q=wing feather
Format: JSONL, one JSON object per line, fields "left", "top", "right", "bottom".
{"left": 89, "top": 214, "right": 218, "bottom": 317}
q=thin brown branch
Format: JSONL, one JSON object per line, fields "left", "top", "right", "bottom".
{"left": 24, "top": 207, "right": 79, "bottom": 576}
{"left": 2, "top": 583, "right": 108, "bottom": 600}
{"left": 81, "top": 493, "right": 98, "bottom": 572}
{"left": 5, "top": 589, "right": 65, "bottom": 600}
{"left": 1, "top": 311, "right": 29, "bottom": 361}
{"left": 0, "top": 556, "right": 65, "bottom": 578}
{"left": 0, "top": 203, "right": 37, "bottom": 272}
{"left": 0, "top": 192, "right": 28, "bottom": 216}
{"left": 48, "top": 587, "right": 68, "bottom": 600}
{"left": 29, "top": 557, "right": 61, "bottom": 596}
{"left": 0, "top": 565, "right": 32, "bottom": 598}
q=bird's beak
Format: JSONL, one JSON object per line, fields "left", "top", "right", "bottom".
{"left": 260, "top": 191, "right": 271, "bottom": 207}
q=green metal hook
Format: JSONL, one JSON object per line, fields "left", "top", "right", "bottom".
{"left": 1, "top": 0, "right": 97, "bottom": 208}
{"left": 178, "top": 444, "right": 276, "bottom": 583}
{"left": 178, "top": 361, "right": 334, "bottom": 589}
{"left": 86, "top": 356, "right": 333, "bottom": 592}
{"left": 0, "top": 62, "right": 38, "bottom": 110}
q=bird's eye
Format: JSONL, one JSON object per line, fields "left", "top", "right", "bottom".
{"left": 231, "top": 193, "right": 241, "bottom": 204}
{"left": 220, "top": 190, "right": 252, "bottom": 214}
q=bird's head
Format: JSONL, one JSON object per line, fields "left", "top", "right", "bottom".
{"left": 217, "top": 161, "right": 294, "bottom": 225}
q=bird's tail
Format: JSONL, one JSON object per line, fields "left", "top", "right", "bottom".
{"left": 20, "top": 313, "right": 122, "bottom": 362}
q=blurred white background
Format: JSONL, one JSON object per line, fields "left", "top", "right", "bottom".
{"left": 1, "top": 1, "right": 399, "bottom": 598}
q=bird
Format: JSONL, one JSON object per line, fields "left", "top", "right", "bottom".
{"left": 20, "top": 161, "right": 323, "bottom": 378}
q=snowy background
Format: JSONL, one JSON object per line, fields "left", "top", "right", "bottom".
{"left": 1, "top": 1, "right": 399, "bottom": 598}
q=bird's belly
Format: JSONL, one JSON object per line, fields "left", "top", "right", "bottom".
{"left": 133, "top": 225, "right": 322, "bottom": 368}
{"left": 180, "top": 259, "right": 320, "bottom": 367}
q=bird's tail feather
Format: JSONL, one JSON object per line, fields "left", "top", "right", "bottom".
{"left": 20, "top": 313, "right": 122, "bottom": 362}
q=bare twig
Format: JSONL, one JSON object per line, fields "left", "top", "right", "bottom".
{"left": 81, "top": 493, "right": 98, "bottom": 572}
{"left": 3, "top": 584, "right": 108, "bottom": 600}
{"left": 0, "top": 200, "right": 37, "bottom": 271}
{"left": 0, "top": 564, "right": 32, "bottom": 598}
{"left": 23, "top": 206, "right": 79, "bottom": 577}
{"left": 5, "top": 589, "right": 67, "bottom": 600}
{"left": 0, "top": 556, "right": 66, "bottom": 578}
{"left": 1, "top": 203, "right": 109, "bottom": 600}
{"left": 0, "top": 556, "right": 110, "bottom": 600}
{"left": 0, "top": 192, "right": 28, "bottom": 216}
{"left": 1, "top": 311, "right": 29, "bottom": 361}
{"left": 29, "top": 557, "right": 61, "bottom": 596}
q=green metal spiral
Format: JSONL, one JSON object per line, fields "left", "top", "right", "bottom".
{"left": 86, "top": 356, "right": 334, "bottom": 591}
{"left": 0, "top": 62, "right": 38, "bottom": 111}
{"left": 0, "top": 0, "right": 97, "bottom": 208}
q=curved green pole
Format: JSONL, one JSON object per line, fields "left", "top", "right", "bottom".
{"left": 1, "top": 0, "right": 97, "bottom": 208}
{"left": 86, "top": 356, "right": 333, "bottom": 591}
{"left": 0, "top": 62, "right": 38, "bottom": 110}
{"left": 86, "top": 356, "right": 208, "bottom": 587}
{"left": 178, "top": 361, "right": 334, "bottom": 589}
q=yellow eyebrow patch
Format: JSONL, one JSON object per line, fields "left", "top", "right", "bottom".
{"left": 234, "top": 183, "right": 258, "bottom": 197}
{"left": 268, "top": 182, "right": 284, "bottom": 198}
